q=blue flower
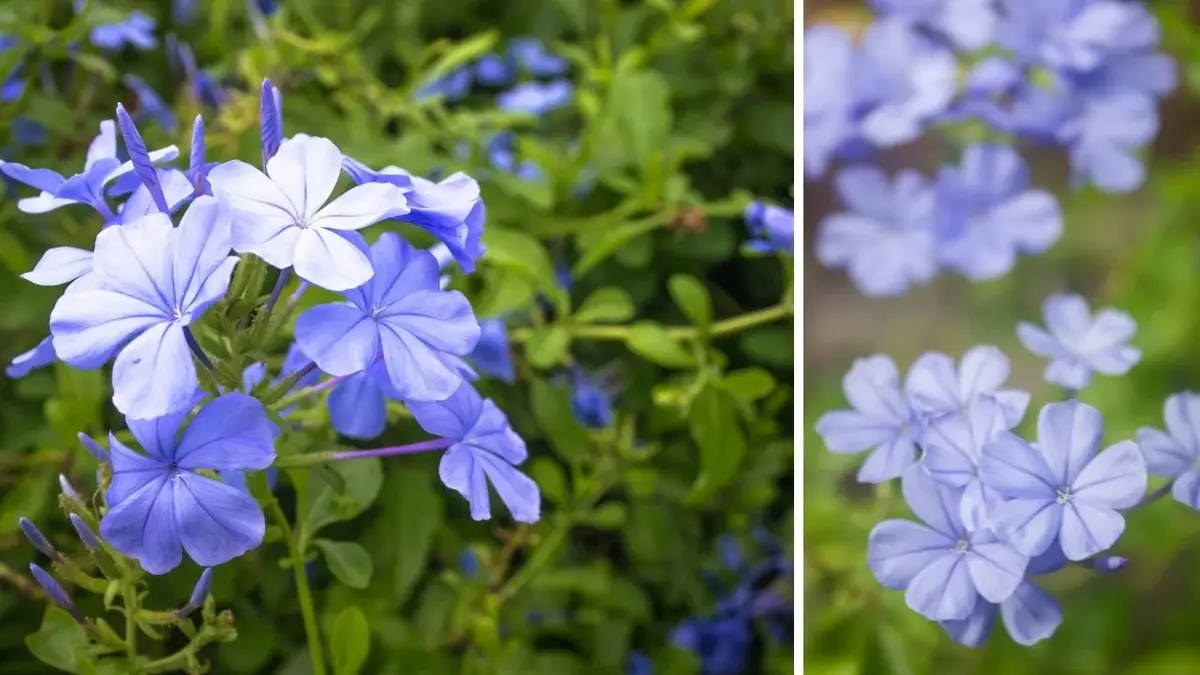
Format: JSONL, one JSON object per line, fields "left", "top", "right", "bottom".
{"left": 497, "top": 80, "right": 572, "bottom": 116}
{"left": 99, "top": 393, "right": 276, "bottom": 574}
{"left": 870, "top": 0, "right": 998, "bottom": 51}
{"left": 416, "top": 68, "right": 473, "bottom": 102}
{"left": 509, "top": 38, "right": 569, "bottom": 77}
{"left": 294, "top": 232, "right": 481, "bottom": 402}
{"left": 905, "top": 346, "right": 1030, "bottom": 426}
{"left": 1062, "top": 91, "right": 1159, "bottom": 194}
{"left": 458, "top": 549, "right": 481, "bottom": 577}
{"left": 327, "top": 362, "right": 400, "bottom": 440}
{"left": 980, "top": 400, "right": 1147, "bottom": 560}
{"left": 474, "top": 53, "right": 516, "bottom": 86}
{"left": 470, "top": 318, "right": 515, "bottom": 383}
{"left": 934, "top": 144, "right": 1062, "bottom": 280}
{"left": 207, "top": 135, "right": 408, "bottom": 291}
{"left": 803, "top": 26, "right": 860, "bottom": 177}
{"left": 815, "top": 166, "right": 938, "bottom": 297}
{"left": 626, "top": 652, "right": 653, "bottom": 675}
{"left": 91, "top": 11, "right": 157, "bottom": 51}
{"left": 814, "top": 355, "right": 922, "bottom": 483}
{"left": 7, "top": 336, "right": 57, "bottom": 378}
{"left": 939, "top": 546, "right": 1065, "bottom": 647}
{"left": 1, "top": 36, "right": 24, "bottom": 102}
{"left": 920, "top": 395, "right": 1013, "bottom": 530}
{"left": 409, "top": 381, "right": 540, "bottom": 522}
{"left": 868, "top": 466, "right": 1029, "bottom": 621}
{"left": 48, "top": 197, "right": 239, "bottom": 419}
{"left": 30, "top": 563, "right": 83, "bottom": 622}
{"left": 1136, "top": 392, "right": 1200, "bottom": 512}
{"left": 744, "top": 201, "right": 794, "bottom": 255}
{"left": 0, "top": 120, "right": 177, "bottom": 219}
{"left": 1017, "top": 293, "right": 1140, "bottom": 390}
{"left": 571, "top": 369, "right": 613, "bottom": 429}
{"left": 341, "top": 161, "right": 486, "bottom": 273}
{"left": 671, "top": 617, "right": 753, "bottom": 675}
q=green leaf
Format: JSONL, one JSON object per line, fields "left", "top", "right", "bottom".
{"left": 483, "top": 227, "right": 567, "bottom": 312}
{"left": 720, "top": 367, "right": 777, "bottom": 403}
{"left": 525, "top": 326, "right": 572, "bottom": 369}
{"left": 26, "top": 607, "right": 88, "bottom": 673}
{"left": 626, "top": 322, "right": 694, "bottom": 368}
{"left": 386, "top": 467, "right": 442, "bottom": 606}
{"left": 687, "top": 385, "right": 748, "bottom": 500}
{"left": 306, "top": 458, "right": 384, "bottom": 534}
{"left": 330, "top": 606, "right": 371, "bottom": 675}
{"left": 667, "top": 274, "right": 712, "bottom": 328}
{"left": 585, "top": 502, "right": 627, "bottom": 529}
{"left": 530, "top": 378, "right": 590, "bottom": 463}
{"left": 314, "top": 540, "right": 374, "bottom": 589}
{"left": 418, "top": 31, "right": 499, "bottom": 86}
{"left": 574, "top": 287, "right": 635, "bottom": 323}
{"left": 573, "top": 215, "right": 664, "bottom": 277}
{"left": 527, "top": 457, "right": 568, "bottom": 504}
{"left": 0, "top": 471, "right": 54, "bottom": 536}
{"left": 740, "top": 326, "right": 794, "bottom": 366}
{"left": 610, "top": 69, "right": 672, "bottom": 171}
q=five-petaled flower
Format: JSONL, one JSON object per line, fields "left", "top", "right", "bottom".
{"left": 100, "top": 393, "right": 276, "bottom": 574}
{"left": 1137, "top": 392, "right": 1200, "bottom": 512}
{"left": 409, "top": 381, "right": 540, "bottom": 523}
{"left": 1017, "top": 293, "right": 1141, "bottom": 391}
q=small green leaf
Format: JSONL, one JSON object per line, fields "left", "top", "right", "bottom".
{"left": 667, "top": 274, "right": 712, "bottom": 327}
{"left": 483, "top": 227, "right": 567, "bottom": 312}
{"left": 573, "top": 215, "right": 663, "bottom": 277}
{"left": 574, "top": 287, "right": 635, "bottom": 323}
{"left": 720, "top": 367, "right": 777, "bottom": 403}
{"left": 386, "top": 467, "right": 442, "bottom": 606}
{"left": 26, "top": 606, "right": 88, "bottom": 673}
{"left": 687, "top": 385, "right": 748, "bottom": 500}
{"left": 330, "top": 606, "right": 371, "bottom": 675}
{"left": 740, "top": 327, "right": 794, "bottom": 366}
{"left": 418, "top": 32, "right": 500, "bottom": 88}
{"left": 306, "top": 458, "right": 384, "bottom": 534}
{"left": 530, "top": 378, "right": 590, "bottom": 463}
{"left": 585, "top": 502, "right": 627, "bottom": 529}
{"left": 528, "top": 458, "right": 568, "bottom": 504}
{"left": 525, "top": 326, "right": 572, "bottom": 369}
{"left": 314, "top": 540, "right": 374, "bottom": 589}
{"left": 626, "top": 322, "right": 694, "bottom": 368}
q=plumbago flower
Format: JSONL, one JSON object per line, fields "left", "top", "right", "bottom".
{"left": 980, "top": 400, "right": 1147, "bottom": 560}
{"left": 921, "top": 395, "right": 1014, "bottom": 531}
{"left": 1137, "top": 392, "right": 1200, "bottom": 511}
{"left": 939, "top": 545, "right": 1068, "bottom": 647}
{"left": 870, "top": 0, "right": 998, "bottom": 51}
{"left": 100, "top": 393, "right": 276, "bottom": 574}
{"left": 1017, "top": 293, "right": 1141, "bottom": 390}
{"left": 905, "top": 345, "right": 1030, "bottom": 425}
{"left": 207, "top": 134, "right": 408, "bottom": 291}
{"left": 294, "top": 232, "right": 481, "bottom": 402}
{"left": 815, "top": 355, "right": 923, "bottom": 483}
{"left": 409, "top": 381, "right": 539, "bottom": 522}
{"left": 744, "top": 200, "right": 794, "bottom": 255}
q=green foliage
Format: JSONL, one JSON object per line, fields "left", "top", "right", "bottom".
{"left": 0, "top": 0, "right": 793, "bottom": 673}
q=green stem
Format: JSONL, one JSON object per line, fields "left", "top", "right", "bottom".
{"left": 137, "top": 629, "right": 209, "bottom": 674}
{"left": 123, "top": 581, "right": 138, "bottom": 659}
{"left": 267, "top": 501, "right": 327, "bottom": 675}
{"left": 509, "top": 301, "right": 792, "bottom": 344}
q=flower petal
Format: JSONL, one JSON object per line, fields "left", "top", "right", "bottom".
{"left": 174, "top": 473, "right": 267, "bottom": 567}
{"left": 988, "top": 498, "right": 1061, "bottom": 557}
{"left": 294, "top": 227, "right": 374, "bottom": 291}
{"left": 380, "top": 289, "right": 480, "bottom": 354}
{"left": 408, "top": 380, "right": 483, "bottom": 439}
{"left": 312, "top": 182, "right": 407, "bottom": 231}
{"left": 1171, "top": 470, "right": 1200, "bottom": 512}
{"left": 844, "top": 355, "right": 908, "bottom": 422}
{"left": 1137, "top": 426, "right": 1191, "bottom": 478}
{"left": 174, "top": 196, "right": 237, "bottom": 311}
{"left": 901, "top": 464, "right": 967, "bottom": 538}
{"left": 866, "top": 519, "right": 954, "bottom": 590}
{"left": 206, "top": 159, "right": 298, "bottom": 262}
{"left": 1163, "top": 392, "right": 1200, "bottom": 455}
{"left": 1058, "top": 502, "right": 1124, "bottom": 561}
{"left": 1016, "top": 322, "right": 1062, "bottom": 359}
{"left": 1071, "top": 440, "right": 1146, "bottom": 509}
{"left": 126, "top": 410, "right": 191, "bottom": 461}
{"left": 1036, "top": 400, "right": 1103, "bottom": 487}
{"left": 378, "top": 322, "right": 465, "bottom": 401}
{"left": 91, "top": 213, "right": 175, "bottom": 310}
{"left": 22, "top": 247, "right": 94, "bottom": 286}
{"left": 999, "top": 582, "right": 1062, "bottom": 646}
{"left": 966, "top": 542, "right": 1028, "bottom": 603}
{"left": 175, "top": 393, "right": 277, "bottom": 471}
{"left": 111, "top": 321, "right": 197, "bottom": 419}
{"left": 815, "top": 410, "right": 899, "bottom": 454}
{"left": 266, "top": 135, "right": 342, "bottom": 222}
{"left": 477, "top": 452, "right": 540, "bottom": 523}
{"left": 106, "top": 434, "right": 167, "bottom": 505}
{"left": 905, "top": 351, "right": 960, "bottom": 416}
{"left": 940, "top": 601, "right": 997, "bottom": 648}
{"left": 905, "top": 553, "right": 976, "bottom": 621}
{"left": 1043, "top": 293, "right": 1092, "bottom": 344}
{"left": 328, "top": 372, "right": 389, "bottom": 440}
{"left": 6, "top": 337, "right": 57, "bottom": 379}
{"left": 50, "top": 290, "right": 166, "bottom": 369}
{"left": 294, "top": 303, "right": 379, "bottom": 376}
{"left": 958, "top": 346, "right": 1010, "bottom": 399}
{"left": 856, "top": 435, "right": 917, "bottom": 483}
{"left": 99, "top": 474, "right": 181, "bottom": 575}
{"left": 979, "top": 431, "right": 1055, "bottom": 498}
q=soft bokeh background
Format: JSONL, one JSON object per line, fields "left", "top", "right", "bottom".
{"left": 803, "top": 1, "right": 1200, "bottom": 673}
{"left": 0, "top": 1, "right": 795, "bottom": 673}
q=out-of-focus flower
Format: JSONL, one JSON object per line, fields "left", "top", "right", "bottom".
{"left": 1137, "top": 392, "right": 1200, "bottom": 512}
{"left": 497, "top": 80, "right": 572, "bottom": 116}
{"left": 91, "top": 11, "right": 157, "bottom": 51}
{"left": 870, "top": 0, "right": 998, "bottom": 51}
{"left": 1017, "top": 293, "right": 1140, "bottom": 390}
{"left": 744, "top": 201, "right": 794, "bottom": 255}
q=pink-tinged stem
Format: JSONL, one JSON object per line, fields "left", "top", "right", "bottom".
{"left": 330, "top": 438, "right": 453, "bottom": 461}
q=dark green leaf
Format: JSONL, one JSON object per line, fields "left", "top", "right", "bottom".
{"left": 687, "top": 385, "right": 748, "bottom": 499}
{"left": 525, "top": 326, "right": 572, "bottom": 369}
{"left": 314, "top": 540, "right": 374, "bottom": 589}
{"left": 574, "top": 287, "right": 636, "bottom": 323}
{"left": 530, "top": 378, "right": 590, "bottom": 463}
{"left": 26, "top": 607, "right": 88, "bottom": 673}
{"left": 667, "top": 274, "right": 712, "bottom": 327}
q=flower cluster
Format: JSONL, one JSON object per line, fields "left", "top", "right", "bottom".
{"left": 810, "top": 0, "right": 1175, "bottom": 296}
{"left": 418, "top": 37, "right": 572, "bottom": 116}
{"left": 814, "top": 291, "right": 1170, "bottom": 647}
{"left": 5, "top": 81, "right": 541, "bottom": 578}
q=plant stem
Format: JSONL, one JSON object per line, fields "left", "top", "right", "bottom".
{"left": 509, "top": 301, "right": 793, "bottom": 344}
{"left": 183, "top": 327, "right": 215, "bottom": 370}
{"left": 269, "top": 375, "right": 349, "bottom": 412}
{"left": 267, "top": 501, "right": 327, "bottom": 675}
{"left": 1129, "top": 482, "right": 1173, "bottom": 512}
{"left": 123, "top": 581, "right": 138, "bottom": 659}
{"left": 273, "top": 438, "right": 452, "bottom": 469}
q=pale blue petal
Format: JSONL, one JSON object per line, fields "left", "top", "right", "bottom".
{"left": 470, "top": 318, "right": 515, "bottom": 382}
{"left": 1037, "top": 400, "right": 1103, "bottom": 487}
{"left": 901, "top": 464, "right": 967, "bottom": 538}
{"left": 173, "top": 196, "right": 237, "bottom": 311}
{"left": 378, "top": 289, "right": 479, "bottom": 354}
{"left": 22, "top": 247, "right": 93, "bottom": 286}
{"left": 1138, "top": 426, "right": 1191, "bottom": 477}
{"left": 966, "top": 541, "right": 1028, "bottom": 603}
{"left": 175, "top": 393, "right": 276, "bottom": 471}
{"left": 993, "top": 389, "right": 1031, "bottom": 428}
{"left": 404, "top": 173, "right": 486, "bottom": 272}
{"left": 979, "top": 432, "right": 1055, "bottom": 498}
{"left": 1016, "top": 322, "right": 1064, "bottom": 359}
{"left": 311, "top": 182, "right": 407, "bottom": 231}
{"left": 905, "top": 351, "right": 960, "bottom": 416}
{"left": 922, "top": 413, "right": 980, "bottom": 489}
{"left": 111, "top": 321, "right": 197, "bottom": 419}
{"left": 106, "top": 434, "right": 167, "bottom": 505}
{"left": 1058, "top": 502, "right": 1124, "bottom": 561}
{"left": 843, "top": 355, "right": 909, "bottom": 422}
{"left": 856, "top": 435, "right": 918, "bottom": 483}
{"left": 6, "top": 337, "right": 57, "bottom": 378}
{"left": 294, "top": 303, "right": 379, "bottom": 376}
{"left": 126, "top": 410, "right": 190, "bottom": 461}
{"left": 904, "top": 553, "right": 976, "bottom": 621}
{"left": 264, "top": 135, "right": 341, "bottom": 222}
{"left": 206, "top": 160, "right": 298, "bottom": 265}
{"left": 958, "top": 346, "right": 1010, "bottom": 399}
{"left": 294, "top": 227, "right": 374, "bottom": 291}
{"left": 174, "top": 473, "right": 266, "bottom": 567}
{"left": 989, "top": 498, "right": 1061, "bottom": 557}
{"left": 815, "top": 410, "right": 899, "bottom": 454}
{"left": 99, "top": 473, "right": 181, "bottom": 575}
{"left": 940, "top": 601, "right": 997, "bottom": 648}
{"left": 1045, "top": 358, "right": 1092, "bottom": 390}
{"left": 1071, "top": 440, "right": 1146, "bottom": 509}
{"left": 328, "top": 372, "right": 389, "bottom": 440}
{"left": 999, "top": 582, "right": 1062, "bottom": 646}
{"left": 90, "top": 213, "right": 176, "bottom": 310}
{"left": 866, "top": 520, "right": 954, "bottom": 590}
{"left": 0, "top": 161, "right": 66, "bottom": 193}
{"left": 477, "top": 452, "right": 540, "bottom": 523}
{"left": 49, "top": 290, "right": 167, "bottom": 369}
{"left": 1171, "top": 470, "right": 1200, "bottom": 512}
{"left": 408, "top": 381, "right": 482, "bottom": 439}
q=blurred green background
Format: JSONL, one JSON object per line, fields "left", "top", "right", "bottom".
{"left": 0, "top": 1, "right": 795, "bottom": 673}
{"left": 803, "top": 1, "right": 1200, "bottom": 673}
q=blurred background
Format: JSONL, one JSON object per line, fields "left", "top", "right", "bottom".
{"left": 803, "top": 1, "right": 1200, "bottom": 673}
{"left": 0, "top": 1, "right": 795, "bottom": 673}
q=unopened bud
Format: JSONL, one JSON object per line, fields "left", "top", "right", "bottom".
{"left": 77, "top": 432, "right": 110, "bottom": 463}
{"left": 1089, "top": 556, "right": 1128, "bottom": 573}
{"left": 29, "top": 563, "right": 83, "bottom": 623}
{"left": 58, "top": 475, "right": 80, "bottom": 500}
{"left": 69, "top": 514, "right": 101, "bottom": 551}
{"left": 19, "top": 518, "right": 59, "bottom": 561}
{"left": 178, "top": 568, "right": 213, "bottom": 618}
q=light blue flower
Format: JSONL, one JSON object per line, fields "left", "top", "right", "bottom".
{"left": 1017, "top": 293, "right": 1140, "bottom": 390}
{"left": 1136, "top": 392, "right": 1200, "bottom": 512}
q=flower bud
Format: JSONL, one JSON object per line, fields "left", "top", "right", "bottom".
{"left": 58, "top": 475, "right": 80, "bottom": 500}
{"left": 29, "top": 563, "right": 83, "bottom": 623}
{"left": 19, "top": 517, "right": 59, "bottom": 560}
{"left": 178, "top": 568, "right": 213, "bottom": 618}
{"left": 77, "top": 432, "right": 110, "bottom": 463}
{"left": 1088, "top": 556, "right": 1128, "bottom": 573}
{"left": 69, "top": 514, "right": 100, "bottom": 551}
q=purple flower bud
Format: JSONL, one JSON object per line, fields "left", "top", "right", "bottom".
{"left": 77, "top": 432, "right": 110, "bottom": 463}
{"left": 1088, "top": 556, "right": 1128, "bottom": 573}
{"left": 179, "top": 568, "right": 213, "bottom": 618}
{"left": 69, "top": 514, "right": 101, "bottom": 551}
{"left": 58, "top": 475, "right": 80, "bottom": 500}
{"left": 29, "top": 563, "right": 83, "bottom": 622}
{"left": 19, "top": 518, "right": 59, "bottom": 560}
